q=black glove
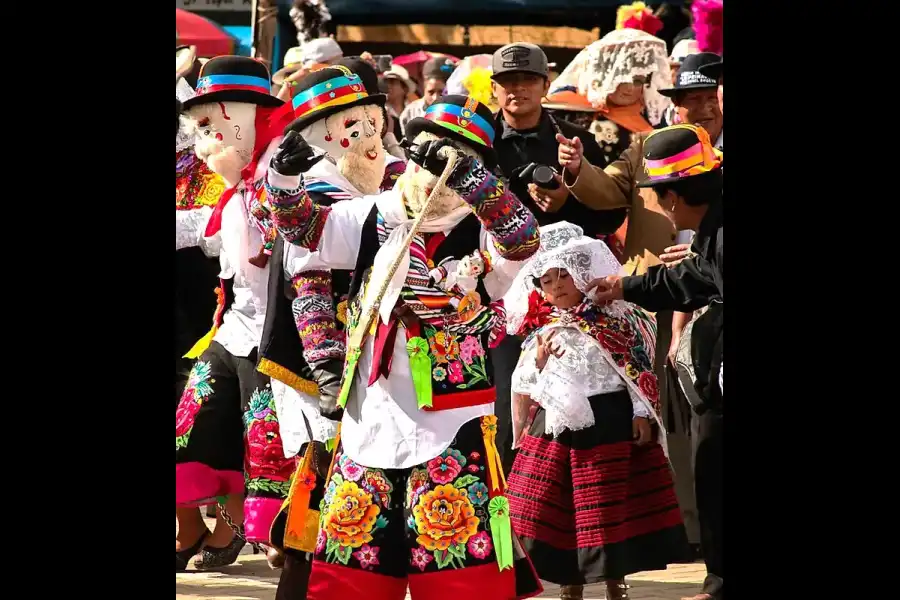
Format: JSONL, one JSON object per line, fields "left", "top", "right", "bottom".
{"left": 309, "top": 358, "right": 345, "bottom": 422}
{"left": 404, "top": 137, "right": 466, "bottom": 177}
{"left": 271, "top": 130, "right": 325, "bottom": 176}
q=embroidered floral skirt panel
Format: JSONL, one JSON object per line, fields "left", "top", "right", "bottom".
{"left": 508, "top": 390, "right": 692, "bottom": 585}
{"left": 305, "top": 417, "right": 542, "bottom": 600}
{"left": 175, "top": 341, "right": 296, "bottom": 544}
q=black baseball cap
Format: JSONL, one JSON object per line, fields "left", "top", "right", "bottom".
{"left": 659, "top": 53, "right": 721, "bottom": 98}
{"left": 491, "top": 43, "right": 549, "bottom": 80}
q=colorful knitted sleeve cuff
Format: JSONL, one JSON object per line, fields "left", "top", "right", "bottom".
{"left": 291, "top": 270, "right": 346, "bottom": 365}
{"left": 265, "top": 169, "right": 332, "bottom": 252}
{"left": 450, "top": 160, "right": 540, "bottom": 262}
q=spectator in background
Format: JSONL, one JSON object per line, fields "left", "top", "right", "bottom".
{"left": 662, "top": 39, "right": 700, "bottom": 126}
{"left": 554, "top": 53, "right": 724, "bottom": 559}
{"left": 659, "top": 53, "right": 723, "bottom": 149}
{"left": 487, "top": 41, "right": 627, "bottom": 475}
{"left": 381, "top": 63, "right": 414, "bottom": 140}
{"left": 490, "top": 42, "right": 626, "bottom": 238}
{"left": 399, "top": 56, "right": 458, "bottom": 135}
{"left": 699, "top": 58, "right": 722, "bottom": 115}
{"left": 360, "top": 54, "right": 407, "bottom": 160}
{"left": 272, "top": 37, "right": 343, "bottom": 101}
{"left": 589, "top": 124, "right": 723, "bottom": 600}
{"left": 559, "top": 29, "right": 671, "bottom": 168}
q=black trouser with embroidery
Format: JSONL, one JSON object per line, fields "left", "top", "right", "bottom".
{"left": 692, "top": 409, "right": 723, "bottom": 598}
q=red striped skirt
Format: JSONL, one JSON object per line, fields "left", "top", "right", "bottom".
{"left": 507, "top": 389, "right": 691, "bottom": 584}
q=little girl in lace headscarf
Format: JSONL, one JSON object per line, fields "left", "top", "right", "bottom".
{"left": 504, "top": 222, "right": 690, "bottom": 600}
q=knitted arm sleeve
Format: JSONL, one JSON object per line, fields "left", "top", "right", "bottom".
{"left": 265, "top": 171, "right": 332, "bottom": 251}
{"left": 449, "top": 160, "right": 540, "bottom": 262}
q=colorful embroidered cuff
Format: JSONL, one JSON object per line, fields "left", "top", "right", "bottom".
{"left": 451, "top": 160, "right": 540, "bottom": 262}
{"left": 266, "top": 170, "right": 331, "bottom": 252}
{"left": 291, "top": 270, "right": 346, "bottom": 365}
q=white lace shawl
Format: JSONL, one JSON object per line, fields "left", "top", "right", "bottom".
{"left": 512, "top": 322, "right": 651, "bottom": 438}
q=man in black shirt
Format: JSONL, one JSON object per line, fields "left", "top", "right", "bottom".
{"left": 488, "top": 42, "right": 627, "bottom": 474}
{"left": 590, "top": 124, "right": 723, "bottom": 600}
{"left": 490, "top": 42, "right": 627, "bottom": 239}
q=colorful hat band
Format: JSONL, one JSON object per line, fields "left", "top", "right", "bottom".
{"left": 291, "top": 72, "right": 368, "bottom": 120}
{"left": 196, "top": 74, "right": 271, "bottom": 96}
{"left": 424, "top": 98, "right": 494, "bottom": 147}
{"left": 645, "top": 141, "right": 722, "bottom": 181}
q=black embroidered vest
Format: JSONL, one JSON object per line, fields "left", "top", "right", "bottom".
{"left": 347, "top": 208, "right": 496, "bottom": 411}
{"left": 257, "top": 192, "right": 351, "bottom": 395}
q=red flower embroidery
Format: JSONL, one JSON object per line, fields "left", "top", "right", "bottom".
{"left": 637, "top": 371, "right": 659, "bottom": 403}
{"left": 247, "top": 420, "right": 289, "bottom": 477}
{"left": 448, "top": 361, "right": 464, "bottom": 384}
{"left": 175, "top": 396, "right": 201, "bottom": 437}
{"left": 599, "top": 329, "right": 631, "bottom": 355}
{"left": 427, "top": 454, "right": 463, "bottom": 484}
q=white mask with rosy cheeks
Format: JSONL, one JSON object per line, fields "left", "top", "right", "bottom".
{"left": 301, "top": 104, "right": 386, "bottom": 195}
{"left": 182, "top": 101, "right": 257, "bottom": 185}
{"left": 397, "top": 131, "right": 482, "bottom": 221}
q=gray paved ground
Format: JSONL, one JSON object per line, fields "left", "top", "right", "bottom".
{"left": 177, "top": 516, "right": 707, "bottom": 600}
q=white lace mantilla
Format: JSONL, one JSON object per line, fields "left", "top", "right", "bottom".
{"left": 505, "top": 222, "right": 627, "bottom": 336}
{"left": 512, "top": 323, "right": 649, "bottom": 438}
{"left": 551, "top": 29, "right": 672, "bottom": 126}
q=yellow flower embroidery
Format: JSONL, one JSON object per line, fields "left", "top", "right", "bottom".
{"left": 322, "top": 481, "right": 380, "bottom": 549}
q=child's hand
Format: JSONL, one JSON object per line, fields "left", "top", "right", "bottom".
{"left": 536, "top": 331, "right": 565, "bottom": 372}
{"left": 632, "top": 417, "right": 652, "bottom": 445}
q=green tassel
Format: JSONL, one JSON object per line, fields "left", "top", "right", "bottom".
{"left": 325, "top": 437, "right": 336, "bottom": 452}
{"left": 215, "top": 495, "right": 228, "bottom": 505}
{"left": 406, "top": 336, "right": 433, "bottom": 409}
{"left": 488, "top": 496, "right": 513, "bottom": 571}
{"left": 337, "top": 347, "right": 361, "bottom": 408}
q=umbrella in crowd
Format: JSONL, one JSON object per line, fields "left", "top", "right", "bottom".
{"left": 176, "top": 8, "right": 236, "bottom": 57}
{"left": 392, "top": 50, "right": 460, "bottom": 67}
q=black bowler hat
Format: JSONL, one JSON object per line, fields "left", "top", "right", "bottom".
{"left": 638, "top": 124, "right": 722, "bottom": 188}
{"left": 283, "top": 57, "right": 386, "bottom": 134}
{"left": 404, "top": 95, "right": 498, "bottom": 169}
{"left": 699, "top": 59, "right": 723, "bottom": 81}
{"left": 658, "top": 52, "right": 721, "bottom": 98}
{"left": 182, "top": 55, "right": 282, "bottom": 110}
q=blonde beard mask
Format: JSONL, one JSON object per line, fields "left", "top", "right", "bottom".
{"left": 396, "top": 131, "right": 482, "bottom": 221}
{"left": 182, "top": 102, "right": 257, "bottom": 186}
{"left": 300, "top": 104, "right": 386, "bottom": 195}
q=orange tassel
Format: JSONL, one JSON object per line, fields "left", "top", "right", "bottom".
{"left": 283, "top": 443, "right": 317, "bottom": 552}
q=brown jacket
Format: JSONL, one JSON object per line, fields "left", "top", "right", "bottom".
{"left": 565, "top": 133, "right": 678, "bottom": 274}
